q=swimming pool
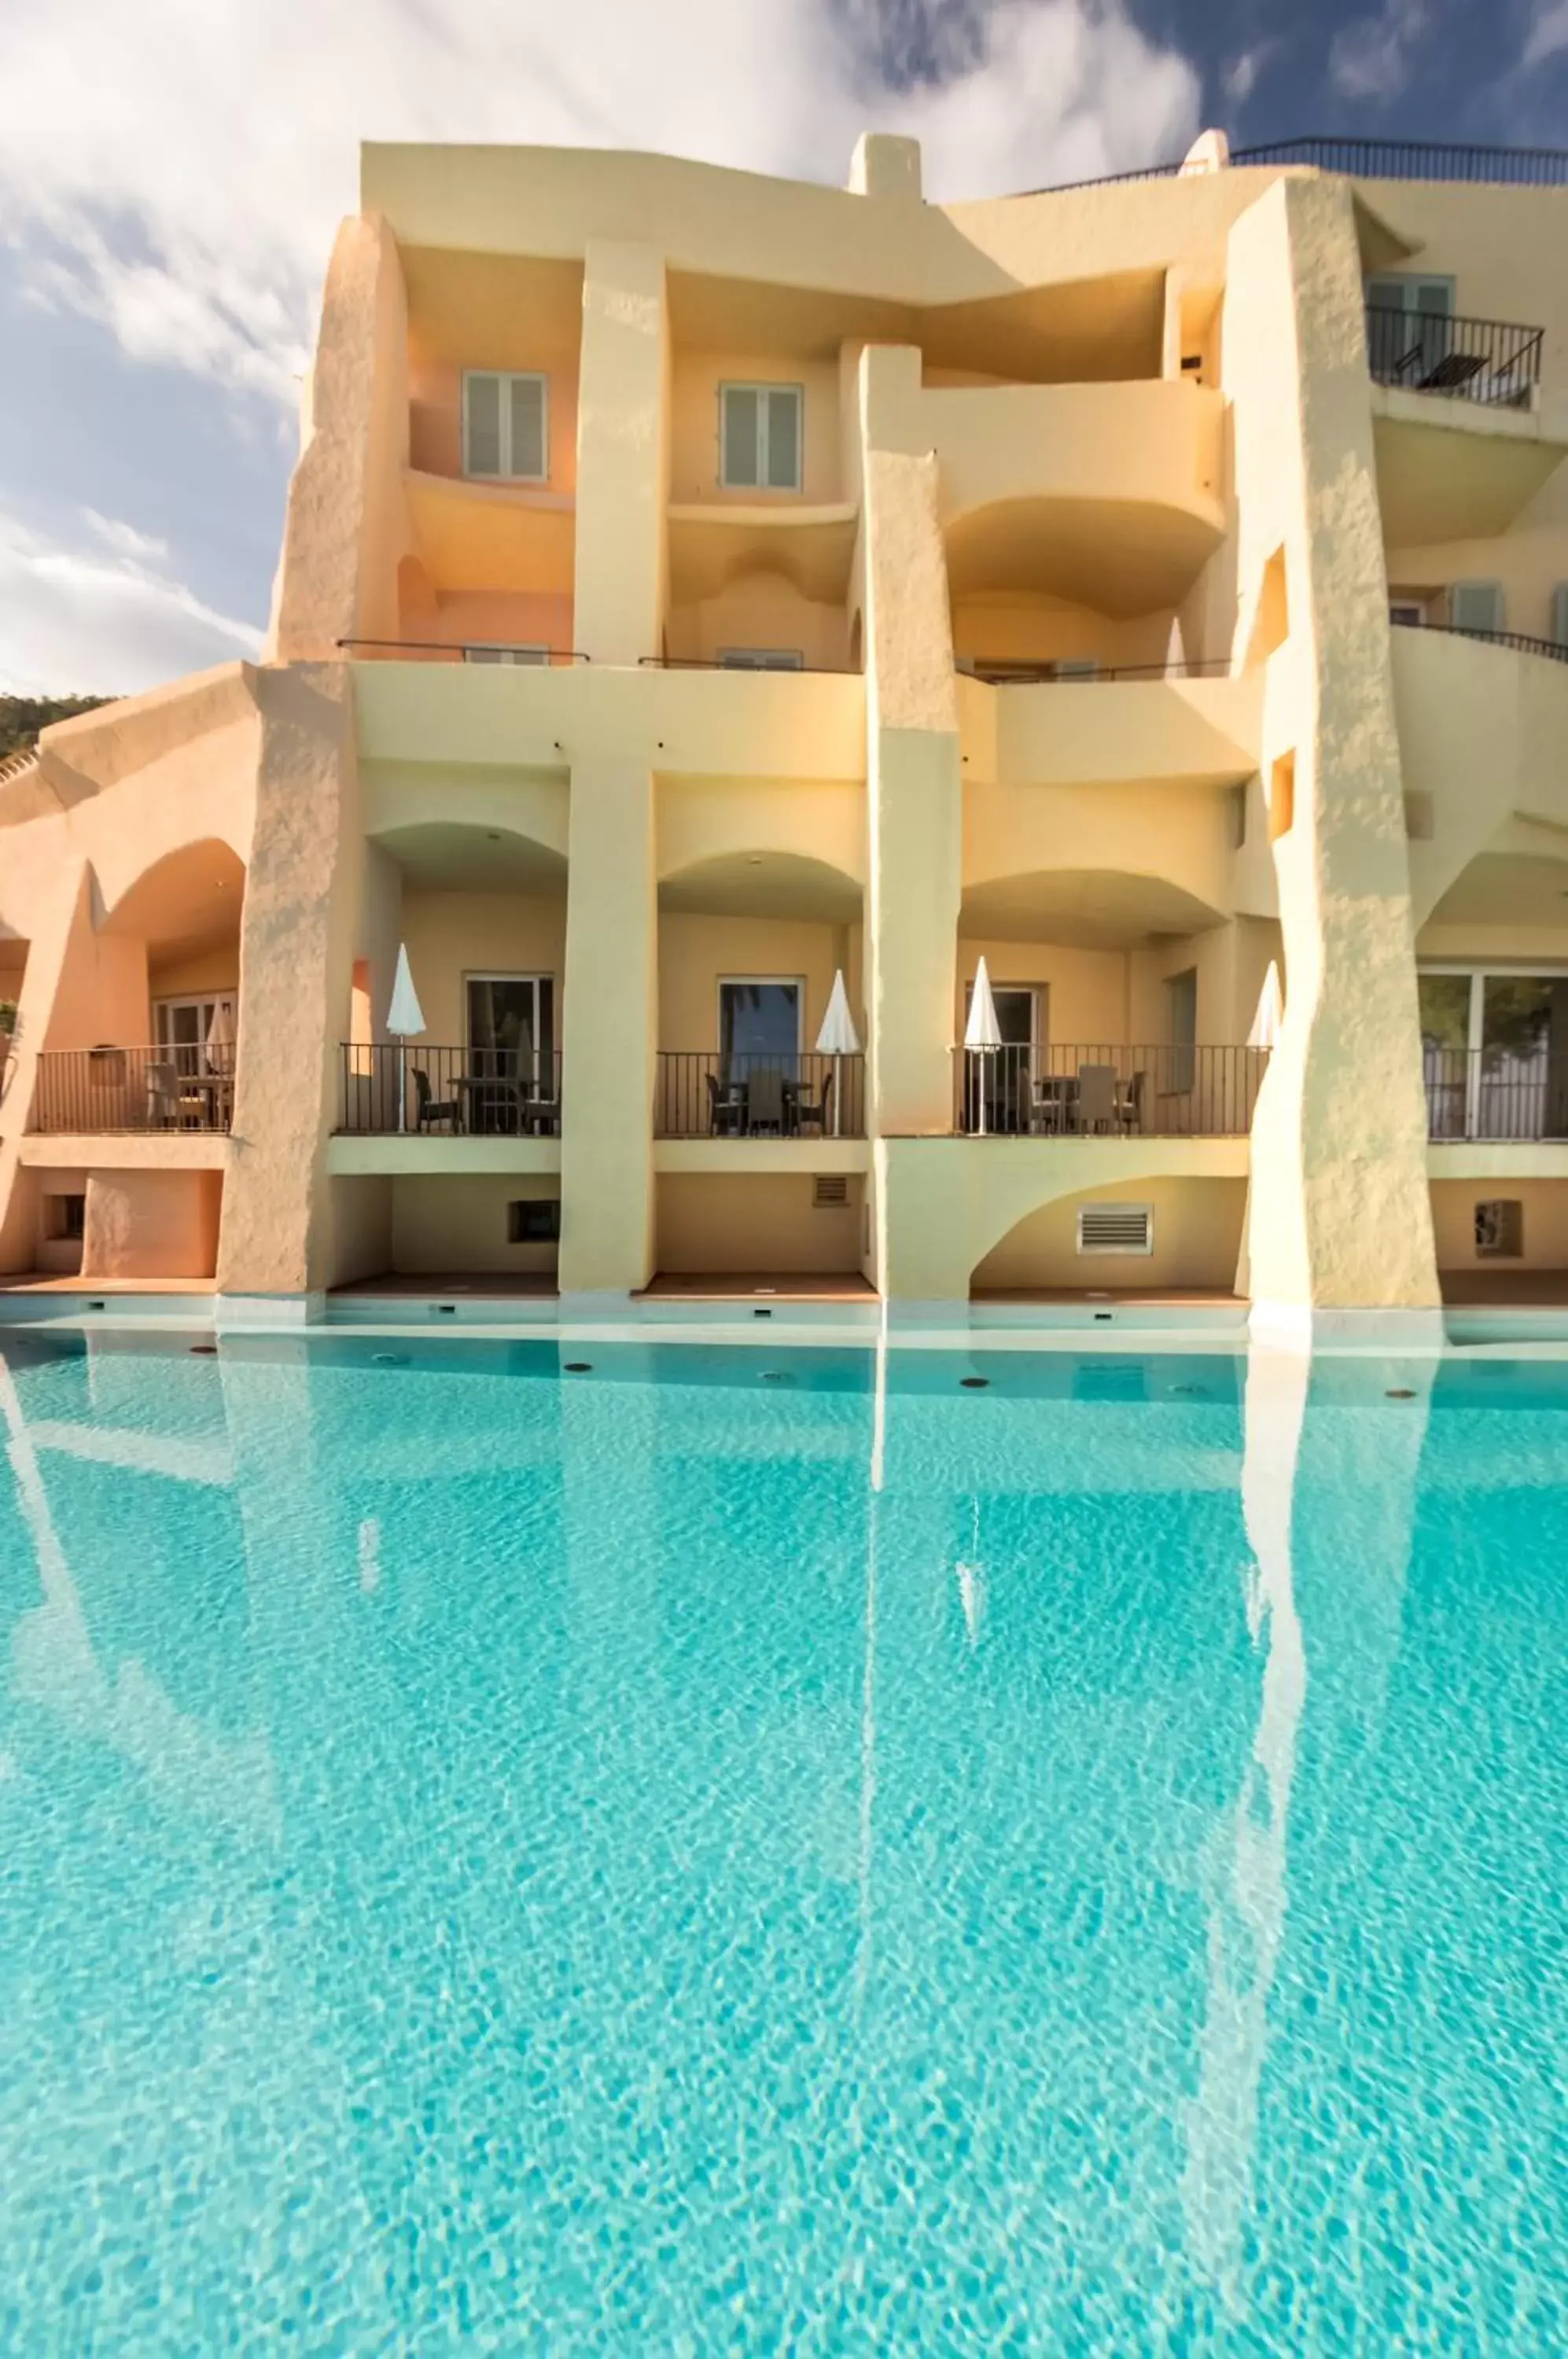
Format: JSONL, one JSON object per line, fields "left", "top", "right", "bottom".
{"left": 1, "top": 1330, "right": 1562, "bottom": 2350}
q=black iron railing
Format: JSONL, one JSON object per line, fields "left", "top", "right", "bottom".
{"left": 657, "top": 1052, "right": 865, "bottom": 1139}
{"left": 638, "top": 656, "right": 852, "bottom": 675}
{"left": 1425, "top": 1050, "right": 1568, "bottom": 1142}
{"left": 1235, "top": 136, "right": 1568, "bottom": 186}
{"left": 1392, "top": 620, "right": 1568, "bottom": 664}
{"left": 952, "top": 1044, "right": 1268, "bottom": 1138}
{"left": 963, "top": 657, "right": 1233, "bottom": 686}
{"left": 32, "top": 1046, "right": 234, "bottom": 1135}
{"left": 335, "top": 641, "right": 589, "bottom": 664}
{"left": 1366, "top": 304, "right": 1542, "bottom": 406}
{"left": 1031, "top": 136, "right": 1568, "bottom": 197}
{"left": 339, "top": 1045, "right": 562, "bottom": 1135}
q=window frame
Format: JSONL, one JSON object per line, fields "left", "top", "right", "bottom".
{"left": 716, "top": 975, "right": 805, "bottom": 1059}
{"left": 464, "top": 970, "right": 556, "bottom": 1089}
{"left": 462, "top": 644, "right": 552, "bottom": 666}
{"left": 461, "top": 369, "right": 550, "bottom": 484}
{"left": 718, "top": 381, "right": 804, "bottom": 493}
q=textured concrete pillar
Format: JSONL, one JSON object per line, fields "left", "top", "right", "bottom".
{"left": 558, "top": 761, "right": 657, "bottom": 1298}
{"left": 859, "top": 351, "right": 963, "bottom": 1138}
{"left": 1226, "top": 180, "right": 1439, "bottom": 1322}
{"left": 573, "top": 241, "right": 668, "bottom": 666}
{"left": 217, "top": 665, "right": 361, "bottom": 1298}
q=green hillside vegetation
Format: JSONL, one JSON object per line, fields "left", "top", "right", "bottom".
{"left": 0, "top": 694, "right": 112, "bottom": 762}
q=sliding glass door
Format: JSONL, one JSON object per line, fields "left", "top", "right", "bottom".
{"left": 1419, "top": 970, "right": 1568, "bottom": 1139}
{"left": 466, "top": 974, "right": 554, "bottom": 1083}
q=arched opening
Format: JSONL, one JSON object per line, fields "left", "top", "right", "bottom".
{"left": 970, "top": 1176, "right": 1248, "bottom": 1303}
{"left": 954, "top": 872, "right": 1272, "bottom": 1141}
{"left": 664, "top": 560, "right": 852, "bottom": 672}
{"left": 333, "top": 816, "right": 569, "bottom": 1294}
{"left": 24, "top": 840, "right": 245, "bottom": 1285}
{"left": 651, "top": 846, "right": 869, "bottom": 1292}
{"left": 945, "top": 495, "right": 1222, "bottom": 680}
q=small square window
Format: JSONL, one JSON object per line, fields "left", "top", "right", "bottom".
{"left": 508, "top": 1198, "right": 561, "bottom": 1245}
{"left": 1474, "top": 1200, "right": 1522, "bottom": 1258}
{"left": 44, "top": 1193, "right": 86, "bottom": 1242}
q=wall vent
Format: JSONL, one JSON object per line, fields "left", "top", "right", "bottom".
{"left": 812, "top": 1175, "right": 850, "bottom": 1209}
{"left": 1077, "top": 1203, "right": 1154, "bottom": 1257}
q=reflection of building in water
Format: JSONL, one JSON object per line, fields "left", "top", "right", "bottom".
{"left": 1182, "top": 1345, "right": 1308, "bottom": 2302}
{"left": 0, "top": 1347, "right": 279, "bottom": 1842}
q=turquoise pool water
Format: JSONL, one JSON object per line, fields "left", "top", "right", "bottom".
{"left": 0, "top": 1330, "right": 1563, "bottom": 2353}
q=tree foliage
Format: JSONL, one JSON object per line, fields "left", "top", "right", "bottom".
{"left": 0, "top": 694, "right": 112, "bottom": 763}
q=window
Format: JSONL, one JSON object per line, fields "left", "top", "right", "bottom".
{"left": 43, "top": 1192, "right": 85, "bottom": 1243}
{"left": 463, "top": 645, "right": 551, "bottom": 666}
{"left": 1051, "top": 659, "right": 1100, "bottom": 682}
{"left": 466, "top": 974, "right": 554, "bottom": 1091}
{"left": 1554, "top": 585, "right": 1568, "bottom": 648}
{"left": 720, "top": 383, "right": 803, "bottom": 491}
{"left": 156, "top": 995, "right": 235, "bottom": 1078}
{"left": 1474, "top": 1200, "right": 1523, "bottom": 1258}
{"left": 1450, "top": 581, "right": 1504, "bottom": 636}
{"left": 462, "top": 371, "right": 548, "bottom": 481}
{"left": 508, "top": 1198, "right": 561, "bottom": 1245}
{"left": 1389, "top": 600, "right": 1426, "bottom": 628}
{"left": 716, "top": 649, "right": 804, "bottom": 671}
{"left": 719, "top": 980, "right": 801, "bottom": 1068}
{"left": 1419, "top": 968, "right": 1568, "bottom": 1141}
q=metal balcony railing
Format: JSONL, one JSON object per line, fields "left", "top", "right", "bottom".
{"left": 657, "top": 1052, "right": 865, "bottom": 1139}
{"left": 339, "top": 1046, "right": 562, "bottom": 1135}
{"left": 1032, "top": 135, "right": 1568, "bottom": 197}
{"left": 1392, "top": 620, "right": 1568, "bottom": 664}
{"left": 1366, "top": 304, "right": 1543, "bottom": 406}
{"left": 32, "top": 1047, "right": 234, "bottom": 1134}
{"left": 952, "top": 1044, "right": 1268, "bottom": 1137}
{"left": 1425, "top": 1051, "right": 1568, "bottom": 1143}
{"left": 962, "top": 657, "right": 1233, "bottom": 686}
{"left": 334, "top": 641, "right": 589, "bottom": 664}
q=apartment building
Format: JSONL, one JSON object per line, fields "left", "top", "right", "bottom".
{"left": 2, "top": 127, "right": 1566, "bottom": 1325}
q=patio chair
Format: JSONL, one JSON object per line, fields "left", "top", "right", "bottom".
{"left": 147, "top": 1059, "right": 186, "bottom": 1128}
{"left": 414, "top": 1067, "right": 462, "bottom": 1132}
{"left": 1013, "top": 1064, "right": 1038, "bottom": 1135}
{"left": 1117, "top": 1069, "right": 1147, "bottom": 1135}
{"left": 1076, "top": 1063, "right": 1118, "bottom": 1134}
{"left": 706, "top": 1071, "right": 745, "bottom": 1136}
{"left": 746, "top": 1065, "right": 786, "bottom": 1134}
{"left": 789, "top": 1068, "right": 833, "bottom": 1135}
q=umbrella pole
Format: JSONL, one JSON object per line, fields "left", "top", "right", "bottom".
{"left": 833, "top": 1053, "right": 841, "bottom": 1138}
{"left": 397, "top": 1040, "right": 407, "bottom": 1135}
{"left": 977, "top": 1050, "right": 988, "bottom": 1136}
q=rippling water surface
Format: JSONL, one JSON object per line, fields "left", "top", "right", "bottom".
{"left": 0, "top": 1331, "right": 1563, "bottom": 2352}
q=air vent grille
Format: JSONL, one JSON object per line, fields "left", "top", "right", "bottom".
{"left": 1077, "top": 1203, "right": 1154, "bottom": 1256}
{"left": 812, "top": 1175, "right": 850, "bottom": 1209}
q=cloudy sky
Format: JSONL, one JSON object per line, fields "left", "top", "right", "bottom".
{"left": 1, "top": 0, "right": 1564, "bottom": 696}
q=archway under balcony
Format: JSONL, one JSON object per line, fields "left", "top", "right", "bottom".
{"left": 651, "top": 847, "right": 870, "bottom": 1288}
{"left": 946, "top": 495, "right": 1221, "bottom": 624}
{"left": 969, "top": 1172, "right": 1249, "bottom": 1302}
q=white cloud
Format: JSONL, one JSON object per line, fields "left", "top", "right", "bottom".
{"left": 83, "top": 509, "right": 171, "bottom": 565}
{"left": 0, "top": 0, "right": 1199, "bottom": 401}
{"left": 1329, "top": 0, "right": 1427, "bottom": 101}
{"left": 0, "top": 507, "right": 263, "bottom": 696}
{"left": 1523, "top": 0, "right": 1568, "bottom": 63}
{"left": 1223, "top": 42, "right": 1278, "bottom": 105}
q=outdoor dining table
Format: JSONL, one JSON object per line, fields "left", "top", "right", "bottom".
{"left": 456, "top": 1072, "right": 559, "bottom": 1135}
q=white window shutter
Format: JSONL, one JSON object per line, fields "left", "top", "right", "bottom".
{"left": 1452, "top": 582, "right": 1503, "bottom": 635}
{"left": 723, "top": 387, "right": 760, "bottom": 487}
{"left": 1553, "top": 585, "right": 1568, "bottom": 646}
{"left": 465, "top": 374, "right": 502, "bottom": 477}
{"left": 509, "top": 375, "right": 546, "bottom": 478}
{"left": 764, "top": 387, "right": 801, "bottom": 489}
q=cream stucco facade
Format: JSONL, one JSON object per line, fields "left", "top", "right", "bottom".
{"left": 4, "top": 129, "right": 1567, "bottom": 1317}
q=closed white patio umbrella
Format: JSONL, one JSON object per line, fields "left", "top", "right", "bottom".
{"left": 204, "top": 998, "right": 234, "bottom": 1073}
{"left": 386, "top": 945, "right": 426, "bottom": 1135}
{"left": 815, "top": 970, "right": 862, "bottom": 1138}
{"left": 1247, "top": 961, "right": 1284, "bottom": 1052}
{"left": 964, "top": 955, "right": 1003, "bottom": 1135}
